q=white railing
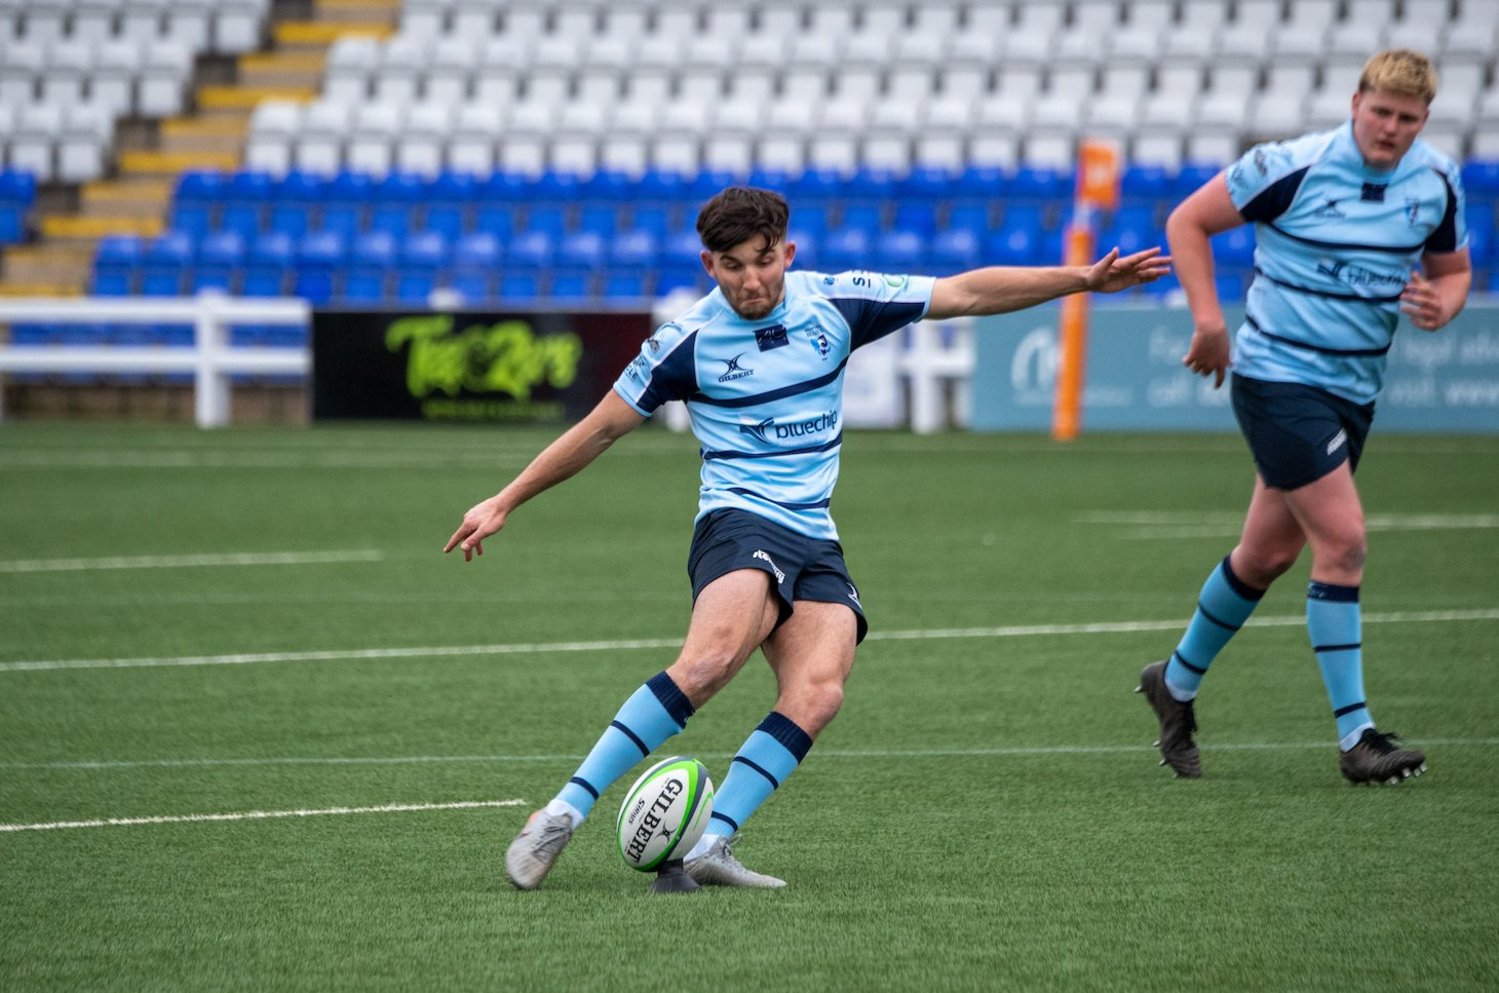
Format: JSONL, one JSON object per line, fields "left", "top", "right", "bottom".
{"left": 0, "top": 295, "right": 310, "bottom": 427}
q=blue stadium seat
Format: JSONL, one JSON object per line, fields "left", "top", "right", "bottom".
{"left": 453, "top": 231, "right": 502, "bottom": 268}
{"left": 899, "top": 167, "right": 959, "bottom": 205}
{"left": 498, "top": 271, "right": 541, "bottom": 299}
{"left": 687, "top": 169, "right": 737, "bottom": 207}
{"left": 928, "top": 228, "right": 982, "bottom": 272}
{"left": 522, "top": 204, "right": 569, "bottom": 236}
{"left": 473, "top": 203, "right": 518, "bottom": 236}
{"left": 172, "top": 170, "right": 223, "bottom": 234}
{"left": 603, "top": 270, "right": 652, "bottom": 299}
{"left": 94, "top": 237, "right": 142, "bottom": 295}
{"left": 479, "top": 171, "right": 530, "bottom": 204}
{"left": 1172, "top": 163, "right": 1221, "bottom": 198}
{"left": 1460, "top": 161, "right": 1499, "bottom": 197}
{"left": 423, "top": 203, "right": 468, "bottom": 239}
{"left": 0, "top": 170, "right": 38, "bottom": 206}
{"left": 839, "top": 202, "right": 884, "bottom": 235}
{"left": 506, "top": 230, "right": 555, "bottom": 268}
{"left": 218, "top": 202, "right": 264, "bottom": 238}
{"left": 0, "top": 204, "right": 23, "bottom": 243}
{"left": 1120, "top": 164, "right": 1171, "bottom": 206}
{"left": 529, "top": 170, "right": 583, "bottom": 208}
{"left": 892, "top": 201, "right": 939, "bottom": 235}
{"left": 820, "top": 228, "right": 872, "bottom": 271}
{"left": 139, "top": 232, "right": 194, "bottom": 296}
{"left": 1008, "top": 165, "right": 1072, "bottom": 204}
{"left": 628, "top": 204, "right": 675, "bottom": 237}
{"left": 548, "top": 269, "right": 594, "bottom": 300}
{"left": 584, "top": 169, "right": 633, "bottom": 203}
{"left": 789, "top": 168, "right": 844, "bottom": 206}
{"left": 875, "top": 229, "right": 925, "bottom": 272}
{"left": 656, "top": 264, "right": 706, "bottom": 295}
{"left": 578, "top": 203, "right": 620, "bottom": 237}
{"left": 610, "top": 229, "right": 659, "bottom": 268}
{"left": 448, "top": 268, "right": 493, "bottom": 303}
{"left": 394, "top": 269, "right": 437, "bottom": 303}
{"left": 292, "top": 231, "right": 346, "bottom": 303}
{"left": 986, "top": 226, "right": 1042, "bottom": 266}
{"left": 952, "top": 165, "right": 1005, "bottom": 204}
{"left": 945, "top": 202, "right": 992, "bottom": 236}
{"left": 747, "top": 166, "right": 792, "bottom": 193}
{"left": 845, "top": 167, "right": 898, "bottom": 207}
{"left": 1213, "top": 226, "right": 1256, "bottom": 267}
{"left": 351, "top": 230, "right": 398, "bottom": 269}
{"left": 631, "top": 170, "right": 686, "bottom": 209}
{"left": 557, "top": 231, "right": 606, "bottom": 269}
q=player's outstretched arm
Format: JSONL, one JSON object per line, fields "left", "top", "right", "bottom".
{"left": 926, "top": 247, "right": 1171, "bottom": 320}
{"left": 1402, "top": 248, "right": 1472, "bottom": 331}
{"left": 444, "top": 391, "right": 646, "bottom": 562}
{"left": 1166, "top": 173, "right": 1246, "bottom": 388}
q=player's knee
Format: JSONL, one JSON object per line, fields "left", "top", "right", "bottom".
{"left": 669, "top": 651, "right": 742, "bottom": 702}
{"left": 1237, "top": 546, "right": 1299, "bottom": 587}
{"left": 791, "top": 679, "right": 845, "bottom": 735}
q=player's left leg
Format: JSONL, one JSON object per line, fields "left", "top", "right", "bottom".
{"left": 1282, "top": 464, "right": 1426, "bottom": 782}
{"left": 685, "top": 600, "right": 858, "bottom": 888}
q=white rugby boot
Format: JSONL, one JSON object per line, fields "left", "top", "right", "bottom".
{"left": 504, "top": 809, "right": 574, "bottom": 890}
{"left": 684, "top": 836, "right": 786, "bottom": 889}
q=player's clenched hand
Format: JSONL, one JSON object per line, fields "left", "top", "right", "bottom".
{"left": 1182, "top": 324, "right": 1231, "bottom": 388}
{"left": 1085, "top": 246, "right": 1172, "bottom": 293}
{"left": 1400, "top": 271, "right": 1446, "bottom": 331}
{"left": 444, "top": 495, "right": 508, "bottom": 562}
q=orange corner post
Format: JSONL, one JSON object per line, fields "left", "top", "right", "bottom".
{"left": 1052, "top": 140, "right": 1121, "bottom": 441}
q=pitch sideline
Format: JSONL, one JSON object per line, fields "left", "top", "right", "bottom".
{"left": 4, "top": 607, "right": 1498, "bottom": 673}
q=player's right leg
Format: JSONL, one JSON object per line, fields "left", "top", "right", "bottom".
{"left": 505, "top": 569, "right": 778, "bottom": 890}
{"left": 1143, "top": 478, "right": 1301, "bottom": 777}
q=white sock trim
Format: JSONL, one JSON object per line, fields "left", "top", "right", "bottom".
{"left": 544, "top": 798, "right": 585, "bottom": 826}
{"left": 685, "top": 828, "right": 729, "bottom": 862}
{"left": 1340, "top": 721, "right": 1375, "bottom": 752}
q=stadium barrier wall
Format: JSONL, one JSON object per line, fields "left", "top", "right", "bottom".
{"left": 971, "top": 303, "right": 1499, "bottom": 435}
{"left": 0, "top": 295, "right": 310, "bottom": 428}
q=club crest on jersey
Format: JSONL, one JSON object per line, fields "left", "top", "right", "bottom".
{"left": 754, "top": 324, "right": 790, "bottom": 351}
{"left": 717, "top": 354, "right": 755, "bottom": 382}
{"left": 805, "top": 330, "right": 831, "bottom": 358}
{"left": 1404, "top": 198, "right": 1421, "bottom": 225}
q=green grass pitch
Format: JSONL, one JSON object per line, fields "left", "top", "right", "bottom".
{"left": 2, "top": 422, "right": 1496, "bottom": 992}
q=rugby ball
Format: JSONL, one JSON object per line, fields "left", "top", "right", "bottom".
{"left": 615, "top": 756, "right": 714, "bottom": 872}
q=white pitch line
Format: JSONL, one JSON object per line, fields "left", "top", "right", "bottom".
{"left": 0, "top": 798, "right": 527, "bottom": 834}
{"left": 4, "top": 608, "right": 1498, "bottom": 673}
{"left": 0, "top": 550, "right": 383, "bottom": 574}
{"left": 6, "top": 738, "right": 1495, "bottom": 772}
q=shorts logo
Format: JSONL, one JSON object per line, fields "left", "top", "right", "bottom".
{"left": 718, "top": 354, "right": 755, "bottom": 382}
{"left": 1327, "top": 429, "right": 1348, "bottom": 455}
{"left": 752, "top": 549, "right": 786, "bottom": 585}
{"left": 846, "top": 583, "right": 861, "bottom": 606}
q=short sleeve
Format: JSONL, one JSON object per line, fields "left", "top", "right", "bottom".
{"left": 1225, "top": 142, "right": 1310, "bottom": 224}
{"left": 820, "top": 271, "right": 937, "bottom": 349}
{"left": 612, "top": 321, "right": 698, "bottom": 415}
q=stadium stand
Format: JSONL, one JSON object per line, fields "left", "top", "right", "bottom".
{"left": 0, "top": 0, "right": 1495, "bottom": 322}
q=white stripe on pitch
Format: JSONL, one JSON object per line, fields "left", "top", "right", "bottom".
{"left": 4, "top": 608, "right": 1498, "bottom": 673}
{"left": 0, "top": 798, "right": 527, "bottom": 833}
{"left": 0, "top": 550, "right": 383, "bottom": 574}
{"left": 6, "top": 738, "right": 1495, "bottom": 772}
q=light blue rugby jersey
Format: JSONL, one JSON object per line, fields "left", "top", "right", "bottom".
{"left": 1224, "top": 121, "right": 1466, "bottom": 403}
{"left": 614, "top": 269, "right": 936, "bottom": 541}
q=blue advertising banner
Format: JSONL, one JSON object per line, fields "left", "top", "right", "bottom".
{"left": 971, "top": 303, "right": 1499, "bottom": 434}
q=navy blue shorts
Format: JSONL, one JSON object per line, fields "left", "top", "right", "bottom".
{"left": 1230, "top": 374, "right": 1374, "bottom": 491}
{"left": 687, "top": 508, "right": 868, "bottom": 644}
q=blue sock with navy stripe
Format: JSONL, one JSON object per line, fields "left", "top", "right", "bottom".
{"left": 695, "top": 712, "right": 812, "bottom": 848}
{"left": 553, "top": 671, "right": 694, "bottom": 823}
{"left": 1307, "top": 581, "right": 1373, "bottom": 750}
{"left": 1164, "top": 556, "right": 1265, "bottom": 701}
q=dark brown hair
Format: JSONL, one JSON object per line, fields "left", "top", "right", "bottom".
{"left": 695, "top": 187, "right": 790, "bottom": 254}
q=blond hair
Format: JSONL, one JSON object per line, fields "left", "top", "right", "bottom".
{"left": 1358, "top": 49, "right": 1438, "bottom": 104}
